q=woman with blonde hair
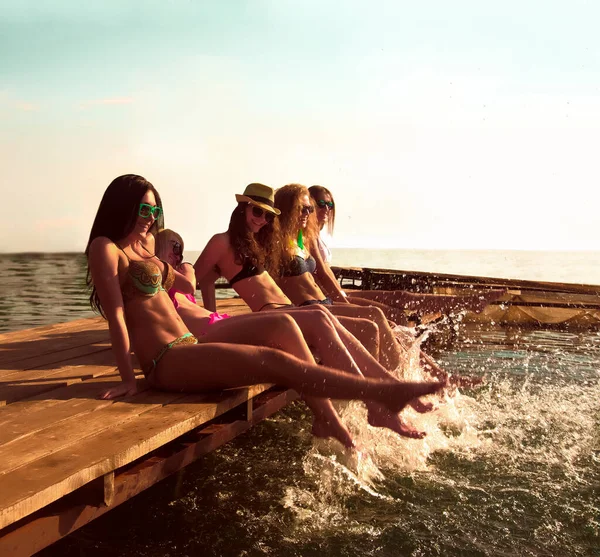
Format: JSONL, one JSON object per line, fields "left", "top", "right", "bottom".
{"left": 273, "top": 184, "right": 406, "bottom": 372}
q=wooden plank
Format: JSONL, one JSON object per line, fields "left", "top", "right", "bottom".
{"left": 0, "top": 375, "right": 125, "bottom": 428}
{"left": 0, "top": 368, "right": 123, "bottom": 407}
{"left": 0, "top": 387, "right": 296, "bottom": 557}
{"left": 0, "top": 389, "right": 128, "bottom": 447}
{"left": 0, "top": 316, "right": 105, "bottom": 345}
{"left": 0, "top": 346, "right": 113, "bottom": 381}
{"left": 0, "top": 389, "right": 190, "bottom": 476}
{"left": 0, "top": 355, "right": 122, "bottom": 406}
{"left": 0, "top": 384, "right": 271, "bottom": 530}
{"left": 333, "top": 266, "right": 600, "bottom": 296}
{"left": 0, "top": 329, "right": 110, "bottom": 368}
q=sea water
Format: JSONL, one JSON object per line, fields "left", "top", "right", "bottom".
{"left": 1, "top": 251, "right": 599, "bottom": 556}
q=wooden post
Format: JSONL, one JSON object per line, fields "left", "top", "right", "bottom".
{"left": 103, "top": 472, "right": 115, "bottom": 507}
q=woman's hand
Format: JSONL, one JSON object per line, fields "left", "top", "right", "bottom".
{"left": 99, "top": 379, "right": 138, "bottom": 400}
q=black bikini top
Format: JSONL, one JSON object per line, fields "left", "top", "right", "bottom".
{"left": 282, "top": 253, "right": 316, "bottom": 277}
{"left": 228, "top": 258, "right": 261, "bottom": 286}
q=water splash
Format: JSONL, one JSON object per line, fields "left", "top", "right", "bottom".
{"left": 279, "top": 325, "right": 600, "bottom": 556}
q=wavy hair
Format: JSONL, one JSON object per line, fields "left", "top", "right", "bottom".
{"left": 274, "top": 184, "right": 320, "bottom": 277}
{"left": 227, "top": 202, "right": 282, "bottom": 275}
{"left": 308, "top": 185, "right": 335, "bottom": 235}
{"left": 85, "top": 174, "right": 164, "bottom": 317}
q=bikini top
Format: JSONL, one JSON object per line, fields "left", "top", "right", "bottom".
{"left": 119, "top": 246, "right": 175, "bottom": 303}
{"left": 282, "top": 250, "right": 317, "bottom": 277}
{"left": 228, "top": 258, "right": 261, "bottom": 286}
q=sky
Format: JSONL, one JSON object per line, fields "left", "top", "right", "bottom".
{"left": 1, "top": 0, "right": 599, "bottom": 252}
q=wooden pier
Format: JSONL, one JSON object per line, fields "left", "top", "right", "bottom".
{"left": 0, "top": 298, "right": 297, "bottom": 557}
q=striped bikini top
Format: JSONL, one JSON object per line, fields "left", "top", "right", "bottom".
{"left": 118, "top": 245, "right": 175, "bottom": 303}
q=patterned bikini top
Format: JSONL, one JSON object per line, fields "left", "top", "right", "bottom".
{"left": 118, "top": 246, "right": 175, "bottom": 303}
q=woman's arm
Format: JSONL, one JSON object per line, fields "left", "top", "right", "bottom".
{"left": 174, "top": 262, "right": 197, "bottom": 294}
{"left": 310, "top": 238, "right": 349, "bottom": 303}
{"left": 193, "top": 234, "right": 227, "bottom": 312}
{"left": 88, "top": 237, "right": 138, "bottom": 399}
{"left": 199, "top": 279, "right": 217, "bottom": 312}
{"left": 171, "top": 262, "right": 196, "bottom": 294}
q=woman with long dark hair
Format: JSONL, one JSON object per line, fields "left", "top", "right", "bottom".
{"left": 86, "top": 175, "right": 443, "bottom": 448}
{"left": 194, "top": 183, "right": 438, "bottom": 438}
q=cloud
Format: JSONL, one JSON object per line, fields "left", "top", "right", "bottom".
{"left": 77, "top": 97, "right": 133, "bottom": 110}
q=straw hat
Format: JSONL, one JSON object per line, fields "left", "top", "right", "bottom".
{"left": 235, "top": 183, "right": 281, "bottom": 215}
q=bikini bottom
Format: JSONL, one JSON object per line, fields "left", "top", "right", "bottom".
{"left": 197, "top": 312, "right": 232, "bottom": 336}
{"left": 143, "top": 333, "right": 198, "bottom": 378}
{"left": 258, "top": 302, "right": 296, "bottom": 312}
{"left": 299, "top": 297, "right": 333, "bottom": 307}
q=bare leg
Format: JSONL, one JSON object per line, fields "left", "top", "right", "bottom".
{"left": 335, "top": 316, "right": 380, "bottom": 361}
{"left": 194, "top": 312, "right": 355, "bottom": 447}
{"left": 279, "top": 306, "right": 431, "bottom": 439}
{"left": 150, "top": 342, "right": 445, "bottom": 414}
{"left": 346, "top": 295, "right": 408, "bottom": 324}
{"left": 328, "top": 304, "right": 402, "bottom": 371}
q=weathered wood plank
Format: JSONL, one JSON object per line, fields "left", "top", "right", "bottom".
{"left": 0, "top": 375, "right": 125, "bottom": 429}
{"left": 0, "top": 387, "right": 295, "bottom": 557}
{"left": 0, "top": 329, "right": 110, "bottom": 368}
{"left": 0, "top": 384, "right": 271, "bottom": 530}
{"left": 0, "top": 316, "right": 106, "bottom": 345}
{"left": 0, "top": 346, "right": 113, "bottom": 381}
{"left": 0, "top": 356, "right": 122, "bottom": 406}
{"left": 0, "top": 390, "right": 190, "bottom": 476}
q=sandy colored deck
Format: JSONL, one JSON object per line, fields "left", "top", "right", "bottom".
{"left": 0, "top": 298, "right": 297, "bottom": 556}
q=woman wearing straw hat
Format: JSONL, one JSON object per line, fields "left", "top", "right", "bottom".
{"left": 193, "top": 183, "right": 434, "bottom": 439}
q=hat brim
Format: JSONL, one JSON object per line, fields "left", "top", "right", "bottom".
{"left": 235, "top": 194, "right": 281, "bottom": 215}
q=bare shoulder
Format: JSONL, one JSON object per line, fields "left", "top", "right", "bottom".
{"left": 209, "top": 232, "right": 230, "bottom": 249}
{"left": 88, "top": 237, "right": 117, "bottom": 259}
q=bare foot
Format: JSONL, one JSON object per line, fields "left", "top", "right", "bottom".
{"left": 410, "top": 399, "right": 436, "bottom": 413}
{"left": 367, "top": 404, "right": 427, "bottom": 439}
{"left": 312, "top": 416, "right": 355, "bottom": 448}
{"left": 381, "top": 380, "right": 446, "bottom": 415}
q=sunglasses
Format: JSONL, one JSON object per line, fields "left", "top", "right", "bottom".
{"left": 171, "top": 240, "right": 183, "bottom": 257}
{"left": 315, "top": 199, "right": 334, "bottom": 210}
{"left": 301, "top": 205, "right": 315, "bottom": 216}
{"left": 138, "top": 203, "right": 163, "bottom": 219}
{"left": 250, "top": 205, "right": 275, "bottom": 223}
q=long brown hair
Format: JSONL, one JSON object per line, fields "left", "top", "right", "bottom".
{"left": 227, "top": 202, "right": 282, "bottom": 275}
{"left": 85, "top": 174, "right": 164, "bottom": 318}
{"left": 308, "top": 185, "right": 335, "bottom": 235}
{"left": 274, "top": 184, "right": 320, "bottom": 277}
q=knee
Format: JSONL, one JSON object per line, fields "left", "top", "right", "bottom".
{"left": 280, "top": 314, "right": 304, "bottom": 337}
{"left": 359, "top": 318, "right": 379, "bottom": 340}
{"left": 270, "top": 314, "right": 303, "bottom": 339}
{"left": 368, "top": 307, "right": 386, "bottom": 321}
